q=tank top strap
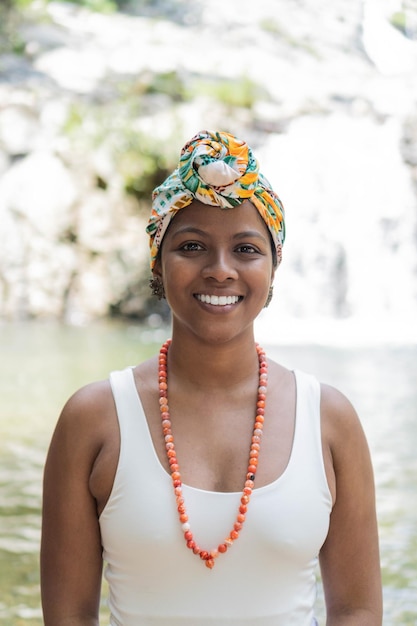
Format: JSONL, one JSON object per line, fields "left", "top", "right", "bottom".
{"left": 109, "top": 367, "right": 138, "bottom": 420}
{"left": 291, "top": 370, "right": 328, "bottom": 484}
{"left": 109, "top": 367, "right": 161, "bottom": 472}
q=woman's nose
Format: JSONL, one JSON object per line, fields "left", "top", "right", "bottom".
{"left": 201, "top": 250, "right": 238, "bottom": 282}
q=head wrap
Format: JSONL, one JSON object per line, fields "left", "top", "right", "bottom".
{"left": 146, "top": 130, "right": 285, "bottom": 269}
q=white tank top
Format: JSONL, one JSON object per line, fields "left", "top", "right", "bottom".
{"left": 100, "top": 368, "right": 332, "bottom": 626}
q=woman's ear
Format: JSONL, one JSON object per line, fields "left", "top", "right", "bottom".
{"left": 153, "top": 256, "right": 163, "bottom": 280}
{"left": 149, "top": 259, "right": 165, "bottom": 300}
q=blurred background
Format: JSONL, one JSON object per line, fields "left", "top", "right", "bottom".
{"left": 0, "top": 0, "right": 416, "bottom": 624}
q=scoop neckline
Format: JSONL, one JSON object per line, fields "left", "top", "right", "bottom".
{"left": 128, "top": 366, "right": 299, "bottom": 496}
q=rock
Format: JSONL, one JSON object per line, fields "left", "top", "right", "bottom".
{"left": 0, "top": 215, "right": 77, "bottom": 319}
{"left": 64, "top": 216, "right": 148, "bottom": 322}
{"left": 76, "top": 189, "right": 121, "bottom": 253}
{"left": 0, "top": 104, "right": 39, "bottom": 155}
{"left": 0, "top": 0, "right": 416, "bottom": 330}
{"left": 0, "top": 151, "right": 77, "bottom": 239}
{"left": 0, "top": 148, "right": 9, "bottom": 175}
{"left": 35, "top": 45, "right": 108, "bottom": 93}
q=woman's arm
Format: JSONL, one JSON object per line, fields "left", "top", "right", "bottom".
{"left": 40, "top": 381, "right": 113, "bottom": 626}
{"left": 319, "top": 384, "right": 383, "bottom": 626}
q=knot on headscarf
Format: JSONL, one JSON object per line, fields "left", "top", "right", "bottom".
{"left": 147, "top": 130, "right": 285, "bottom": 269}
{"left": 178, "top": 130, "right": 259, "bottom": 206}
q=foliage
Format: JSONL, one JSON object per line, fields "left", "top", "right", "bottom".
{"left": 141, "top": 71, "right": 190, "bottom": 102}
{"left": 259, "top": 17, "right": 283, "bottom": 35}
{"left": 117, "top": 132, "right": 176, "bottom": 201}
{"left": 190, "top": 75, "right": 265, "bottom": 110}
{"left": 390, "top": 11, "right": 407, "bottom": 35}
{"left": 62, "top": 96, "right": 180, "bottom": 203}
{"left": 390, "top": 4, "right": 417, "bottom": 39}
{"left": 258, "top": 16, "right": 319, "bottom": 57}
{"left": 53, "top": 0, "right": 118, "bottom": 13}
{"left": 1, "top": 0, "right": 127, "bottom": 16}
{"left": 0, "top": 1, "right": 26, "bottom": 54}
{"left": 2, "top": 0, "right": 33, "bottom": 8}
{"left": 61, "top": 69, "right": 267, "bottom": 204}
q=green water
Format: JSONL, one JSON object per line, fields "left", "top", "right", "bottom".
{"left": 0, "top": 321, "right": 416, "bottom": 624}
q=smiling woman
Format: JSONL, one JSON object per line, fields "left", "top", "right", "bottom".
{"left": 153, "top": 200, "right": 274, "bottom": 346}
{"left": 40, "top": 130, "right": 382, "bottom": 626}
{"left": 147, "top": 129, "right": 285, "bottom": 272}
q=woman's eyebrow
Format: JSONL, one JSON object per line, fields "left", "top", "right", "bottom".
{"left": 233, "top": 230, "right": 268, "bottom": 242}
{"left": 170, "top": 227, "right": 267, "bottom": 242}
{"left": 170, "top": 227, "right": 208, "bottom": 238}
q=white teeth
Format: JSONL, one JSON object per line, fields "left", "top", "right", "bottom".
{"left": 197, "top": 294, "right": 239, "bottom": 306}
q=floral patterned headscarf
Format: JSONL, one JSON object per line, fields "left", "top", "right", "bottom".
{"left": 146, "top": 130, "right": 285, "bottom": 269}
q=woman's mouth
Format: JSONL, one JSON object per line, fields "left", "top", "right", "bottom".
{"left": 195, "top": 294, "right": 241, "bottom": 306}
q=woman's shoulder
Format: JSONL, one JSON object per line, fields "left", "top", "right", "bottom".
{"left": 320, "top": 383, "right": 359, "bottom": 426}
{"left": 61, "top": 378, "right": 113, "bottom": 421}
{"left": 319, "top": 382, "right": 369, "bottom": 459}
{"left": 53, "top": 373, "right": 125, "bottom": 452}
{"left": 61, "top": 356, "right": 157, "bottom": 420}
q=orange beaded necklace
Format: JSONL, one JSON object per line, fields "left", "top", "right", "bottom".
{"left": 158, "top": 339, "right": 268, "bottom": 569}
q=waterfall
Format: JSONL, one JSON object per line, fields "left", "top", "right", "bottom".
{"left": 254, "top": 0, "right": 417, "bottom": 345}
{"left": 256, "top": 112, "right": 417, "bottom": 345}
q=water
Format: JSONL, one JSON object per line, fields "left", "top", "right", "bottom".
{"left": 0, "top": 320, "right": 416, "bottom": 624}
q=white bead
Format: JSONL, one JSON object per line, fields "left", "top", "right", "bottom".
{"left": 182, "top": 522, "right": 191, "bottom": 531}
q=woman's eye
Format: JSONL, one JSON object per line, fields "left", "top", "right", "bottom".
{"left": 181, "top": 242, "right": 204, "bottom": 252}
{"left": 236, "top": 244, "right": 258, "bottom": 254}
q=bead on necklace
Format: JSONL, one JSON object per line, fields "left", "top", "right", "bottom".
{"left": 158, "top": 339, "right": 268, "bottom": 569}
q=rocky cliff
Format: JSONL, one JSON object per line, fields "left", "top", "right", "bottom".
{"left": 0, "top": 0, "right": 416, "bottom": 335}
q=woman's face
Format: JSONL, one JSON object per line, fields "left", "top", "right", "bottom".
{"left": 154, "top": 199, "right": 275, "bottom": 345}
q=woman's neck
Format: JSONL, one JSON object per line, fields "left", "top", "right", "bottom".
{"left": 166, "top": 332, "right": 261, "bottom": 392}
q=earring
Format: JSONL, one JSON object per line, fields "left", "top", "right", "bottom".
{"left": 264, "top": 285, "right": 274, "bottom": 308}
{"left": 149, "top": 276, "right": 165, "bottom": 300}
